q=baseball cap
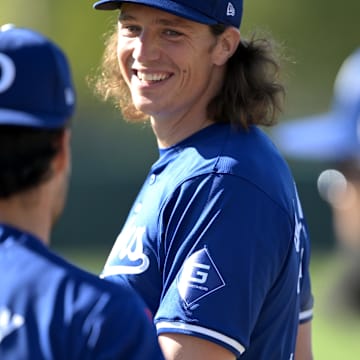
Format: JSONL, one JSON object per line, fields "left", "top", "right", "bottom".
{"left": 272, "top": 48, "right": 360, "bottom": 163}
{"left": 0, "top": 24, "right": 76, "bottom": 129}
{"left": 93, "top": 0, "right": 243, "bottom": 29}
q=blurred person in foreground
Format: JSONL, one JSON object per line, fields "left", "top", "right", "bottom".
{"left": 272, "top": 48, "right": 360, "bottom": 317}
{"left": 0, "top": 25, "right": 164, "bottom": 359}
{"left": 91, "top": 1, "right": 314, "bottom": 359}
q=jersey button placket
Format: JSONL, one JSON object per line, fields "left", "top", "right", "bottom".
{"left": 149, "top": 174, "right": 156, "bottom": 185}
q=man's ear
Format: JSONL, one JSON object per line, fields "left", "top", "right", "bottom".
{"left": 52, "top": 129, "right": 71, "bottom": 175}
{"left": 212, "top": 27, "right": 241, "bottom": 66}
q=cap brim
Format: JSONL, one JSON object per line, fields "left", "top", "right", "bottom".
{"left": 0, "top": 108, "right": 69, "bottom": 129}
{"left": 272, "top": 111, "right": 357, "bottom": 162}
{"left": 93, "top": 0, "right": 122, "bottom": 10}
{"left": 93, "top": 0, "right": 217, "bottom": 25}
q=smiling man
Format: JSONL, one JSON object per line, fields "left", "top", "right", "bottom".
{"left": 92, "top": 1, "right": 314, "bottom": 359}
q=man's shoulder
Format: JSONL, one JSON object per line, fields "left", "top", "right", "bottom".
{"left": 42, "top": 246, "right": 143, "bottom": 305}
{"left": 0, "top": 227, "right": 142, "bottom": 311}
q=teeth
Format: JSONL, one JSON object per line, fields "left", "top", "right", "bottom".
{"left": 137, "top": 71, "right": 169, "bottom": 81}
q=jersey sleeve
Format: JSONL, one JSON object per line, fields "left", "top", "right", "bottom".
{"left": 154, "top": 174, "right": 301, "bottom": 358}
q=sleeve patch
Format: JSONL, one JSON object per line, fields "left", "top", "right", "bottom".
{"left": 177, "top": 247, "right": 225, "bottom": 308}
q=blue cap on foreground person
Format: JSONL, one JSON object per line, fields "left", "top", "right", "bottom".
{"left": 0, "top": 25, "right": 164, "bottom": 360}
{"left": 272, "top": 48, "right": 360, "bottom": 315}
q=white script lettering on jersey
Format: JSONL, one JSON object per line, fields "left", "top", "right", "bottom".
{"left": 293, "top": 186, "right": 306, "bottom": 294}
{"left": 0, "top": 53, "right": 16, "bottom": 93}
{"left": 102, "top": 216, "right": 150, "bottom": 276}
{"left": 177, "top": 247, "right": 225, "bottom": 308}
{"left": 0, "top": 307, "right": 24, "bottom": 344}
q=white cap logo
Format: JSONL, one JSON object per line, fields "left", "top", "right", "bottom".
{"left": 226, "top": 2, "right": 236, "bottom": 17}
{"left": 0, "top": 53, "right": 16, "bottom": 93}
{"left": 64, "top": 87, "right": 75, "bottom": 106}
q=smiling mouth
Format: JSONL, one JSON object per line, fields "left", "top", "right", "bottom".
{"left": 134, "top": 70, "right": 172, "bottom": 82}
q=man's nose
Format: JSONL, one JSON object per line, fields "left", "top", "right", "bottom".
{"left": 132, "top": 31, "right": 160, "bottom": 62}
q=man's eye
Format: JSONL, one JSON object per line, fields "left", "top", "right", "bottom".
{"left": 128, "top": 25, "right": 140, "bottom": 33}
{"left": 163, "top": 29, "right": 182, "bottom": 37}
{"left": 120, "top": 25, "right": 141, "bottom": 35}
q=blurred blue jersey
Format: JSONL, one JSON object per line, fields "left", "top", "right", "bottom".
{"left": 0, "top": 224, "right": 164, "bottom": 360}
{"left": 102, "top": 123, "right": 314, "bottom": 359}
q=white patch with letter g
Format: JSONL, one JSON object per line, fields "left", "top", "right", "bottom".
{"left": 177, "top": 247, "right": 225, "bottom": 308}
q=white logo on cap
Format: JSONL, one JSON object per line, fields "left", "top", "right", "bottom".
{"left": 226, "top": 2, "right": 236, "bottom": 17}
{"left": 0, "top": 24, "right": 15, "bottom": 32}
{"left": 0, "top": 53, "right": 16, "bottom": 93}
{"left": 64, "top": 87, "right": 75, "bottom": 106}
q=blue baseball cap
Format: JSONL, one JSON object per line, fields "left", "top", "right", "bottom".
{"left": 0, "top": 25, "right": 76, "bottom": 129}
{"left": 93, "top": 0, "right": 243, "bottom": 29}
{"left": 272, "top": 48, "right": 360, "bottom": 163}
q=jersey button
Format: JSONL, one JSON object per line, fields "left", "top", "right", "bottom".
{"left": 149, "top": 174, "right": 156, "bottom": 184}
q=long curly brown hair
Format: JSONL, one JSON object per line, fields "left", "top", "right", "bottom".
{"left": 91, "top": 24, "right": 286, "bottom": 128}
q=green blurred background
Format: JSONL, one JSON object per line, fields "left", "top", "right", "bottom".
{"left": 1, "top": 0, "right": 360, "bottom": 358}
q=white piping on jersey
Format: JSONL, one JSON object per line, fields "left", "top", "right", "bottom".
{"left": 156, "top": 321, "right": 245, "bottom": 355}
{"left": 299, "top": 308, "right": 313, "bottom": 321}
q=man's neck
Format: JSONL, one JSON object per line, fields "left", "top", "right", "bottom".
{"left": 0, "top": 192, "right": 51, "bottom": 245}
{"left": 151, "top": 116, "right": 215, "bottom": 148}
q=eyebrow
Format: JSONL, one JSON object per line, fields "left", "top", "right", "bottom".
{"left": 119, "top": 12, "right": 194, "bottom": 30}
{"left": 118, "top": 13, "right": 136, "bottom": 21}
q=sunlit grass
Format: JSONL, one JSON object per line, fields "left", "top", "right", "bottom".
{"left": 311, "top": 253, "right": 360, "bottom": 359}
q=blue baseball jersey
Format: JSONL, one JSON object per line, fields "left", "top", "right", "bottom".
{"left": 0, "top": 224, "right": 164, "bottom": 360}
{"left": 101, "top": 123, "right": 314, "bottom": 359}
